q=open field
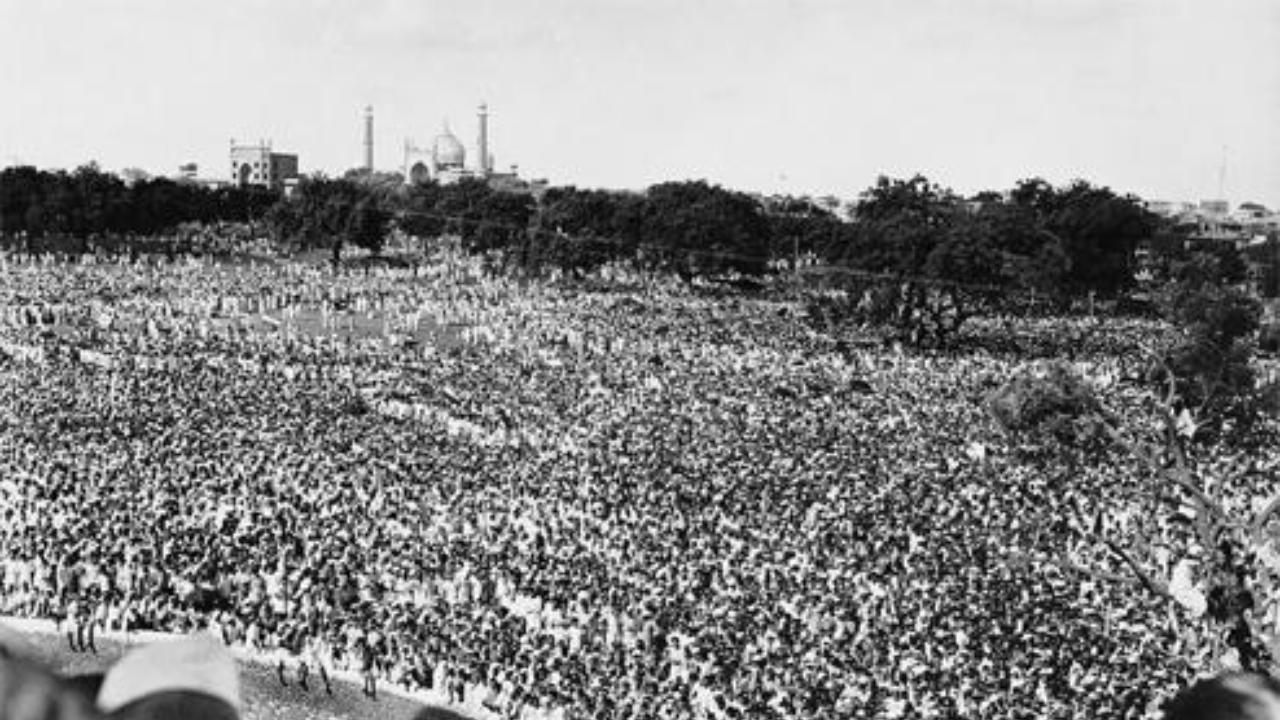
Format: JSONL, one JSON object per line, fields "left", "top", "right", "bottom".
{"left": 1, "top": 256, "right": 1276, "bottom": 718}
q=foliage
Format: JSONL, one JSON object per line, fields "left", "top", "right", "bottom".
{"left": 0, "top": 165, "right": 277, "bottom": 247}
{"left": 990, "top": 358, "right": 1280, "bottom": 674}
{"left": 1260, "top": 324, "right": 1280, "bottom": 355}
{"left": 1010, "top": 178, "right": 1156, "bottom": 297}
{"left": 986, "top": 361, "right": 1106, "bottom": 450}
{"left": 523, "top": 186, "right": 638, "bottom": 274}
{"left": 640, "top": 181, "right": 771, "bottom": 278}
{"left": 263, "top": 177, "right": 391, "bottom": 259}
{"left": 396, "top": 178, "right": 532, "bottom": 256}
{"left": 819, "top": 176, "right": 1069, "bottom": 345}
{"left": 0, "top": 165, "right": 1167, "bottom": 305}
{"left": 341, "top": 169, "right": 406, "bottom": 200}
{"left": 473, "top": 190, "right": 535, "bottom": 254}
{"left": 1242, "top": 237, "right": 1280, "bottom": 299}
{"left": 510, "top": 181, "right": 774, "bottom": 279}
{"left": 1152, "top": 261, "right": 1265, "bottom": 441}
{"left": 764, "top": 196, "right": 844, "bottom": 267}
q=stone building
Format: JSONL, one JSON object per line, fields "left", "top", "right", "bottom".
{"left": 230, "top": 140, "right": 299, "bottom": 190}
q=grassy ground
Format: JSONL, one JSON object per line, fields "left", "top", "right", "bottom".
{"left": 22, "top": 630, "right": 431, "bottom": 720}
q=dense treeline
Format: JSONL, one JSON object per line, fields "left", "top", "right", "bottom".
{"left": 0, "top": 164, "right": 277, "bottom": 252}
{"left": 5, "top": 162, "right": 1275, "bottom": 383}
{"left": 527, "top": 181, "right": 772, "bottom": 278}
{"left": 269, "top": 173, "right": 1224, "bottom": 347}
{"left": 805, "top": 176, "right": 1160, "bottom": 343}
{"left": 0, "top": 163, "right": 1160, "bottom": 299}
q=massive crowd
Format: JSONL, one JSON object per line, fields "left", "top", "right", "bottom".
{"left": 0, "top": 252, "right": 1276, "bottom": 719}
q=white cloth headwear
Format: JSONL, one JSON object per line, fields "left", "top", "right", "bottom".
{"left": 97, "top": 634, "right": 241, "bottom": 714}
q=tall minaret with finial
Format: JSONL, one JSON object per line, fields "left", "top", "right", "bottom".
{"left": 364, "top": 105, "right": 374, "bottom": 173}
{"left": 477, "top": 103, "right": 490, "bottom": 177}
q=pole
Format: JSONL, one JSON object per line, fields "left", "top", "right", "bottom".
{"left": 364, "top": 106, "right": 374, "bottom": 174}
{"left": 792, "top": 234, "right": 800, "bottom": 300}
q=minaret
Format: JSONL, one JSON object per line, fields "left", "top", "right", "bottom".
{"left": 364, "top": 105, "right": 374, "bottom": 173}
{"left": 477, "top": 103, "right": 489, "bottom": 176}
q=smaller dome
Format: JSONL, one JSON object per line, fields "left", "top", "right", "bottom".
{"left": 433, "top": 128, "right": 465, "bottom": 168}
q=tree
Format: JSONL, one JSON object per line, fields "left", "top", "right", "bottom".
{"left": 986, "top": 361, "right": 1106, "bottom": 452}
{"left": 818, "top": 176, "right": 1067, "bottom": 345}
{"left": 434, "top": 178, "right": 497, "bottom": 247}
{"left": 345, "top": 197, "right": 392, "bottom": 255}
{"left": 763, "top": 197, "right": 843, "bottom": 270}
{"left": 343, "top": 169, "right": 406, "bottom": 201}
{"left": 641, "top": 181, "right": 771, "bottom": 278}
{"left": 989, "top": 361, "right": 1280, "bottom": 674}
{"left": 398, "top": 181, "right": 448, "bottom": 240}
{"left": 474, "top": 190, "right": 534, "bottom": 254}
{"left": 0, "top": 166, "right": 45, "bottom": 238}
{"left": 263, "top": 177, "right": 389, "bottom": 260}
{"left": 1152, "top": 267, "right": 1265, "bottom": 442}
{"left": 1242, "top": 237, "right": 1280, "bottom": 299}
{"left": 0, "top": 164, "right": 277, "bottom": 252}
{"left": 523, "top": 186, "right": 641, "bottom": 275}
{"left": 1011, "top": 178, "right": 1156, "bottom": 297}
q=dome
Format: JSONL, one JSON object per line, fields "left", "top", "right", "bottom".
{"left": 433, "top": 129, "right": 465, "bottom": 168}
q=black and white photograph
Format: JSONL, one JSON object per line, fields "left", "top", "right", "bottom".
{"left": 1, "top": 1, "right": 1279, "bottom": 719}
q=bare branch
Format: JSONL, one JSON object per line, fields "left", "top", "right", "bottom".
{"left": 1101, "top": 535, "right": 1172, "bottom": 600}
{"left": 1063, "top": 498, "right": 1173, "bottom": 601}
{"left": 1003, "top": 545, "right": 1136, "bottom": 586}
{"left": 1026, "top": 551, "right": 1137, "bottom": 586}
{"left": 1163, "top": 365, "right": 1179, "bottom": 411}
{"left": 1103, "top": 423, "right": 1228, "bottom": 524}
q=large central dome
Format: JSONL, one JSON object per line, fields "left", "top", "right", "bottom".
{"left": 433, "top": 128, "right": 465, "bottom": 168}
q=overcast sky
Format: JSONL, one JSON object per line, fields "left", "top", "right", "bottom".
{"left": 0, "top": 0, "right": 1276, "bottom": 205}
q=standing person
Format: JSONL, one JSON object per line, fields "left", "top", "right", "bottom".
{"left": 91, "top": 592, "right": 110, "bottom": 650}
{"left": 274, "top": 625, "right": 291, "bottom": 689}
{"left": 280, "top": 622, "right": 313, "bottom": 693}
{"left": 63, "top": 595, "right": 82, "bottom": 653}
{"left": 73, "top": 592, "right": 99, "bottom": 653}
{"left": 304, "top": 629, "right": 335, "bottom": 696}
{"left": 448, "top": 663, "right": 467, "bottom": 706}
{"left": 359, "top": 631, "right": 379, "bottom": 699}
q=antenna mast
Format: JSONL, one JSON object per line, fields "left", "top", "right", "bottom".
{"left": 1218, "top": 144, "right": 1228, "bottom": 202}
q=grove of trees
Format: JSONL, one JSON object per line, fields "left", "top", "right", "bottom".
{"left": 8, "top": 162, "right": 1260, "bottom": 350}
{"left": 0, "top": 164, "right": 277, "bottom": 253}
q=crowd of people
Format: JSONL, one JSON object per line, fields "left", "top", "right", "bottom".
{"left": 0, "top": 250, "right": 1276, "bottom": 719}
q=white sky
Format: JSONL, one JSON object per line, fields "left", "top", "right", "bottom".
{"left": 0, "top": 0, "right": 1277, "bottom": 206}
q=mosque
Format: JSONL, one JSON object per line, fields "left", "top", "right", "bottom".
{"left": 391, "top": 103, "right": 538, "bottom": 191}
{"left": 402, "top": 122, "right": 472, "bottom": 185}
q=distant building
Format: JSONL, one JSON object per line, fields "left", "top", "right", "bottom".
{"left": 1143, "top": 200, "right": 1198, "bottom": 218}
{"left": 174, "top": 162, "right": 231, "bottom": 189}
{"left": 1199, "top": 199, "right": 1230, "bottom": 216}
{"left": 1141, "top": 196, "right": 1276, "bottom": 249}
{"left": 119, "top": 168, "right": 151, "bottom": 186}
{"left": 1180, "top": 213, "right": 1246, "bottom": 245}
{"left": 230, "top": 140, "right": 299, "bottom": 190}
{"left": 402, "top": 123, "right": 471, "bottom": 185}
{"left": 402, "top": 103, "right": 539, "bottom": 193}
